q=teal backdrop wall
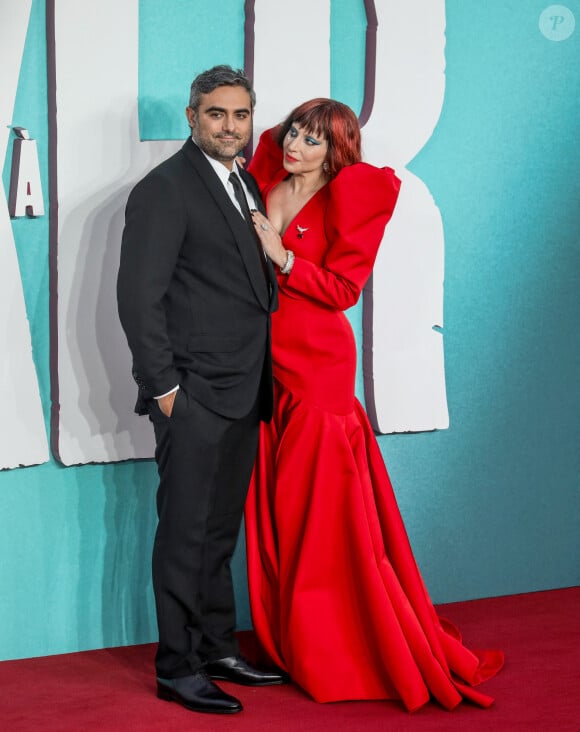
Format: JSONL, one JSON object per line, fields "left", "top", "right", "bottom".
{"left": 1, "top": 0, "right": 578, "bottom": 662}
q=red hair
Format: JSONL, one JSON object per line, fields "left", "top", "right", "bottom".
{"left": 276, "top": 98, "right": 361, "bottom": 178}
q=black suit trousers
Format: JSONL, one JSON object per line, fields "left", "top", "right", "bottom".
{"left": 149, "top": 385, "right": 260, "bottom": 678}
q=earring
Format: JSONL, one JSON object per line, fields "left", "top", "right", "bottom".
{"left": 322, "top": 161, "right": 329, "bottom": 173}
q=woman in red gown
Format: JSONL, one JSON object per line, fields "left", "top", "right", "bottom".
{"left": 245, "top": 99, "right": 503, "bottom": 712}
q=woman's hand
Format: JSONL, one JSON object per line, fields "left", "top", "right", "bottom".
{"left": 250, "top": 210, "right": 288, "bottom": 268}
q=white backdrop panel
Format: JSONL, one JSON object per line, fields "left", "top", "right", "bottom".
{"left": 53, "top": 0, "right": 177, "bottom": 464}
{"left": 362, "top": 0, "right": 449, "bottom": 433}
{"left": 252, "top": 0, "right": 331, "bottom": 135}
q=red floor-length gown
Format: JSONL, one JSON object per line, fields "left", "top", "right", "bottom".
{"left": 245, "top": 128, "right": 504, "bottom": 712}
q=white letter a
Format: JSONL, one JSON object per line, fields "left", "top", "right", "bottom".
{"left": 9, "top": 128, "right": 45, "bottom": 217}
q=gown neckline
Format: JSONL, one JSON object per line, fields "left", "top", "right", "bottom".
{"left": 264, "top": 175, "right": 329, "bottom": 238}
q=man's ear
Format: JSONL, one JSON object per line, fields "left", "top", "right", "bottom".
{"left": 185, "top": 106, "right": 195, "bottom": 128}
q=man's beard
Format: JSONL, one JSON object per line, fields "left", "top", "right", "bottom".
{"left": 193, "top": 123, "right": 249, "bottom": 163}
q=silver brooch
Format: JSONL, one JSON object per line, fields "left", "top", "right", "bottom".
{"left": 296, "top": 225, "right": 309, "bottom": 239}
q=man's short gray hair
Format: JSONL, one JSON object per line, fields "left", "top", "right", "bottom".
{"left": 189, "top": 65, "right": 256, "bottom": 110}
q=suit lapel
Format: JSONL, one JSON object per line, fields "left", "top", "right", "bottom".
{"left": 181, "top": 140, "right": 271, "bottom": 310}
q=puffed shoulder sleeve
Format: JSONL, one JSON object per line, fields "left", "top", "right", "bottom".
{"left": 283, "top": 163, "right": 401, "bottom": 310}
{"left": 247, "top": 126, "right": 285, "bottom": 194}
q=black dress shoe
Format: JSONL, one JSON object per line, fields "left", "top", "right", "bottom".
{"left": 157, "top": 671, "right": 242, "bottom": 714}
{"left": 205, "top": 655, "right": 289, "bottom": 686}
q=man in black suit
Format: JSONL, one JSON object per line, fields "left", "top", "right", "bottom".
{"left": 117, "top": 65, "right": 284, "bottom": 715}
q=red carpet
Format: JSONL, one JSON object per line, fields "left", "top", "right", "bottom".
{"left": 1, "top": 588, "right": 578, "bottom": 731}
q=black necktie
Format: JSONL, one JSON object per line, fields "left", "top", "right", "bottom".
{"left": 229, "top": 172, "right": 269, "bottom": 281}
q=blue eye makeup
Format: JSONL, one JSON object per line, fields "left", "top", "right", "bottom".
{"left": 288, "top": 125, "right": 322, "bottom": 145}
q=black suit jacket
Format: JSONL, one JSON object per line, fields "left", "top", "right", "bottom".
{"left": 117, "top": 138, "right": 277, "bottom": 421}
